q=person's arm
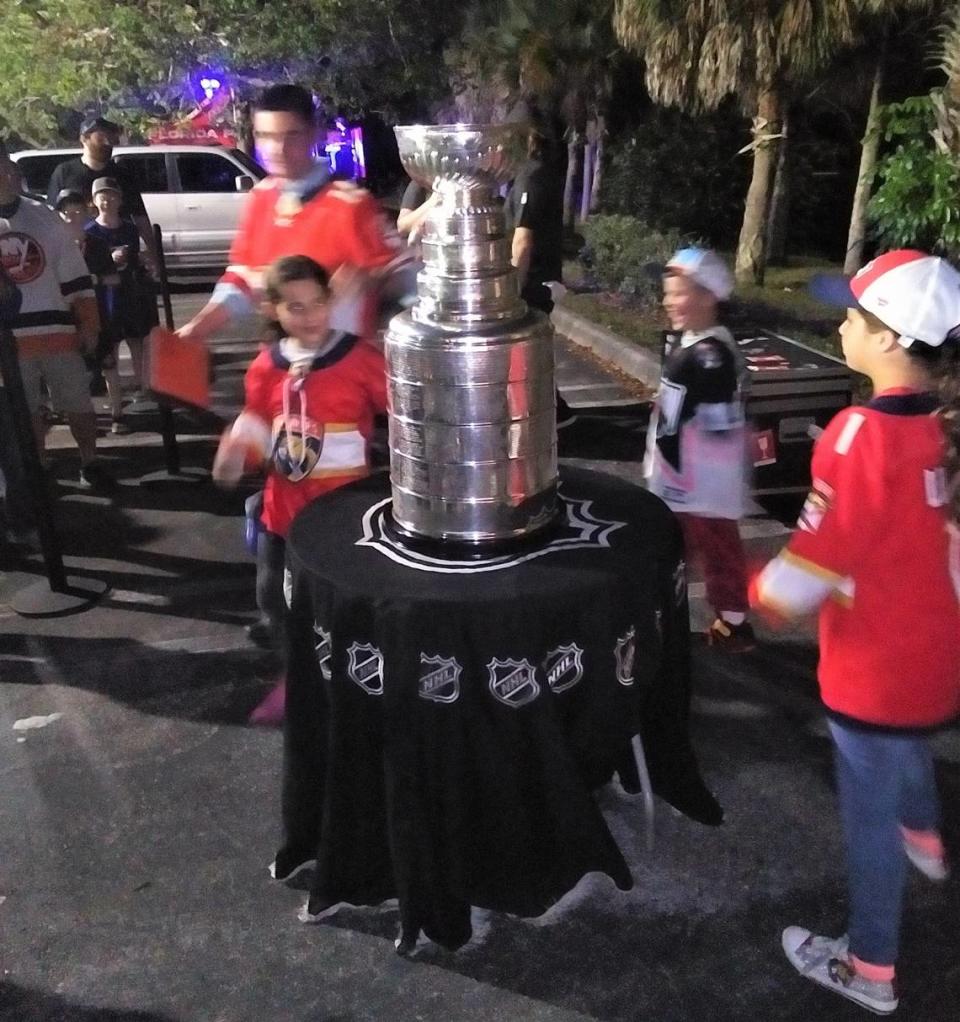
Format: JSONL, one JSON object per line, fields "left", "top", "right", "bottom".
{"left": 46, "top": 164, "right": 65, "bottom": 208}
{"left": 683, "top": 339, "right": 742, "bottom": 432}
{"left": 117, "top": 170, "right": 159, "bottom": 269}
{"left": 397, "top": 194, "right": 440, "bottom": 241}
{"left": 508, "top": 171, "right": 542, "bottom": 289}
{"left": 55, "top": 216, "right": 98, "bottom": 351}
{"left": 177, "top": 186, "right": 261, "bottom": 342}
{"left": 213, "top": 357, "right": 273, "bottom": 486}
{"left": 511, "top": 226, "right": 534, "bottom": 289}
{"left": 341, "top": 188, "right": 418, "bottom": 313}
{"left": 132, "top": 214, "right": 159, "bottom": 272}
{"left": 752, "top": 409, "right": 874, "bottom": 621}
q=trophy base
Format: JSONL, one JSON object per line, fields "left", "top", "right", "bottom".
{"left": 382, "top": 503, "right": 564, "bottom": 562}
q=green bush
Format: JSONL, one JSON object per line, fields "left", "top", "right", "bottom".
{"left": 600, "top": 104, "right": 749, "bottom": 249}
{"left": 869, "top": 95, "right": 960, "bottom": 260}
{"left": 578, "top": 214, "right": 686, "bottom": 306}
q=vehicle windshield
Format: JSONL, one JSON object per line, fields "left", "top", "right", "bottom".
{"left": 229, "top": 148, "right": 265, "bottom": 178}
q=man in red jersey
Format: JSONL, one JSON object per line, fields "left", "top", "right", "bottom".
{"left": 177, "top": 84, "right": 414, "bottom": 343}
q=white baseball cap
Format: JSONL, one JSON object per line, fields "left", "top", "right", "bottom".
{"left": 810, "top": 250, "right": 960, "bottom": 348}
{"left": 664, "top": 247, "right": 735, "bottom": 301}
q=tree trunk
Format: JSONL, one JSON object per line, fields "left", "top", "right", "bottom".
{"left": 590, "top": 115, "right": 605, "bottom": 212}
{"left": 563, "top": 134, "right": 581, "bottom": 229}
{"left": 844, "top": 46, "right": 886, "bottom": 274}
{"left": 580, "top": 121, "right": 595, "bottom": 222}
{"left": 765, "top": 108, "right": 791, "bottom": 266}
{"left": 735, "top": 86, "right": 783, "bottom": 286}
{"left": 236, "top": 99, "right": 254, "bottom": 156}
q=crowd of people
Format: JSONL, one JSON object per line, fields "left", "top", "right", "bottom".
{"left": 0, "top": 114, "right": 161, "bottom": 517}
{"left": 2, "top": 81, "right": 960, "bottom": 1017}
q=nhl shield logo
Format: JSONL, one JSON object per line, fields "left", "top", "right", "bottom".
{"left": 347, "top": 641, "right": 384, "bottom": 695}
{"left": 543, "top": 643, "right": 584, "bottom": 694}
{"left": 487, "top": 657, "right": 540, "bottom": 708}
{"left": 313, "top": 623, "right": 332, "bottom": 681}
{"left": 614, "top": 627, "right": 637, "bottom": 687}
{"left": 418, "top": 653, "right": 462, "bottom": 704}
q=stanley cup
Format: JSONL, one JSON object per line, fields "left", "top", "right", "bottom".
{"left": 385, "top": 123, "right": 559, "bottom": 544}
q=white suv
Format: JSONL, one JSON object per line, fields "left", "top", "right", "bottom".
{"left": 11, "top": 144, "right": 265, "bottom": 268}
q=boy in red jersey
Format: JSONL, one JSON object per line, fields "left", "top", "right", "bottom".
{"left": 752, "top": 250, "right": 960, "bottom": 1015}
{"left": 177, "top": 84, "right": 414, "bottom": 345}
{"left": 214, "top": 255, "right": 387, "bottom": 722}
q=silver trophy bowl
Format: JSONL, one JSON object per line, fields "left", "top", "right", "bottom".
{"left": 394, "top": 123, "right": 530, "bottom": 191}
{"left": 384, "top": 122, "right": 559, "bottom": 546}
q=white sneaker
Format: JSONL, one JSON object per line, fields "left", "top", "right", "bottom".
{"left": 902, "top": 833, "right": 950, "bottom": 882}
{"left": 782, "top": 927, "right": 898, "bottom": 1015}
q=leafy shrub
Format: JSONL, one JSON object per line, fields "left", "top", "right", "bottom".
{"left": 869, "top": 95, "right": 960, "bottom": 260}
{"left": 578, "top": 214, "right": 686, "bottom": 306}
{"left": 600, "top": 104, "right": 749, "bottom": 250}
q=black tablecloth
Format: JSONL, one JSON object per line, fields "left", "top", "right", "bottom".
{"left": 277, "top": 466, "right": 722, "bottom": 950}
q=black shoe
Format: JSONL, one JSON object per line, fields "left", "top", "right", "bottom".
{"left": 245, "top": 620, "right": 276, "bottom": 650}
{"left": 706, "top": 618, "right": 757, "bottom": 652}
{"left": 78, "top": 460, "right": 117, "bottom": 491}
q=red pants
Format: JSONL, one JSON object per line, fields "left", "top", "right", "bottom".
{"left": 676, "top": 513, "right": 748, "bottom": 616}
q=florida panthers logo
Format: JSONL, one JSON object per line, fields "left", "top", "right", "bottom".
{"left": 487, "top": 657, "right": 540, "bottom": 708}
{"left": 347, "top": 641, "right": 384, "bottom": 695}
{"left": 272, "top": 419, "right": 324, "bottom": 482}
{"left": 614, "top": 627, "right": 636, "bottom": 687}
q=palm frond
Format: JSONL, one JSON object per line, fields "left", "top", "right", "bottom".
{"left": 697, "top": 23, "right": 745, "bottom": 107}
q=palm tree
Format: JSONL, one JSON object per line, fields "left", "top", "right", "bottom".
{"left": 932, "top": 2, "right": 960, "bottom": 155}
{"left": 452, "top": 0, "right": 616, "bottom": 226}
{"left": 843, "top": 1, "right": 937, "bottom": 273}
{"left": 614, "top": 0, "right": 856, "bottom": 284}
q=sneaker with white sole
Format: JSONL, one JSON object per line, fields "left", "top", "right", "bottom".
{"left": 782, "top": 927, "right": 898, "bottom": 1015}
{"left": 902, "top": 834, "right": 950, "bottom": 882}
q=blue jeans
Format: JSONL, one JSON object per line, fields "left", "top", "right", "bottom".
{"left": 828, "top": 718, "right": 941, "bottom": 966}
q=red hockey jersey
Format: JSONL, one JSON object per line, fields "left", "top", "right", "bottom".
{"left": 217, "top": 176, "right": 406, "bottom": 332}
{"left": 236, "top": 333, "right": 387, "bottom": 537}
{"left": 754, "top": 391, "right": 960, "bottom": 728}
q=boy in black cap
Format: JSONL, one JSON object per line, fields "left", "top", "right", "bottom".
{"left": 84, "top": 177, "right": 154, "bottom": 421}
{"left": 46, "top": 117, "right": 159, "bottom": 272}
{"left": 55, "top": 188, "right": 125, "bottom": 425}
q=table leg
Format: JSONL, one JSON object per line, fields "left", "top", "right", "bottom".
{"left": 631, "top": 733, "right": 656, "bottom": 852}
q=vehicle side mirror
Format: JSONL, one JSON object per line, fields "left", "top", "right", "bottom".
{"left": 236, "top": 175, "right": 254, "bottom": 193}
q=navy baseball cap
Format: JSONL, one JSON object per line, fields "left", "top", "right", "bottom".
{"left": 80, "top": 116, "right": 121, "bottom": 137}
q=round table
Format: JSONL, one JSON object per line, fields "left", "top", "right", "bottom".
{"left": 276, "top": 466, "right": 722, "bottom": 951}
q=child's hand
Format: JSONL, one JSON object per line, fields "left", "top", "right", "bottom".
{"left": 212, "top": 431, "right": 248, "bottom": 489}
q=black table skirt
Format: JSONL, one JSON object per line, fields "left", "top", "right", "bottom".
{"left": 277, "top": 466, "right": 722, "bottom": 950}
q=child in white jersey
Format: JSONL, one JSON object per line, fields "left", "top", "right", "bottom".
{"left": 645, "top": 248, "right": 754, "bottom": 651}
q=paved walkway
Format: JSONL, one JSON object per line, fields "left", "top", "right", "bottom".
{"left": 1, "top": 297, "right": 957, "bottom": 1022}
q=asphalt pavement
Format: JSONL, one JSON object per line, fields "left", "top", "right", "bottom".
{"left": 1, "top": 294, "right": 958, "bottom": 1022}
